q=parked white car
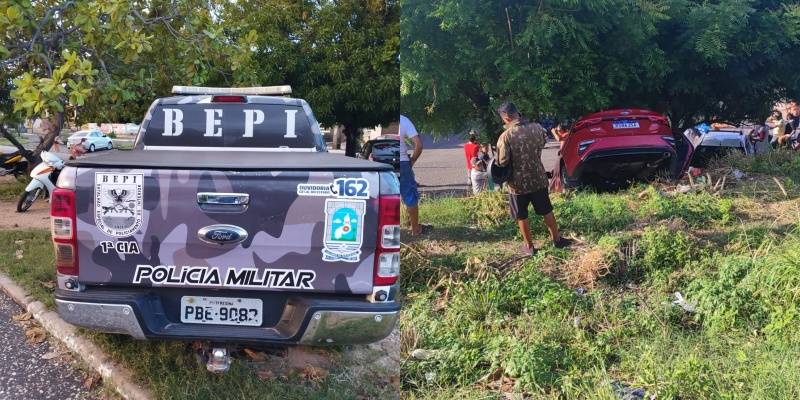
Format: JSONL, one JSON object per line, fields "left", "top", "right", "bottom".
{"left": 66, "top": 130, "right": 113, "bottom": 152}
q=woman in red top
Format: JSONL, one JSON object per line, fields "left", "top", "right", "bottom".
{"left": 463, "top": 133, "right": 480, "bottom": 186}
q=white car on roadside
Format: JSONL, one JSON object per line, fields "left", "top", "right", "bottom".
{"left": 66, "top": 130, "right": 113, "bottom": 152}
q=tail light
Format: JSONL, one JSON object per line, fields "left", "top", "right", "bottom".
{"left": 51, "top": 187, "right": 78, "bottom": 276}
{"left": 374, "top": 173, "right": 400, "bottom": 286}
{"left": 578, "top": 140, "right": 595, "bottom": 155}
{"left": 648, "top": 115, "right": 670, "bottom": 127}
{"left": 211, "top": 95, "right": 246, "bottom": 103}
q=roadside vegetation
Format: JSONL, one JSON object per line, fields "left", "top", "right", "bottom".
{"left": 401, "top": 150, "right": 800, "bottom": 399}
{"left": 0, "top": 177, "right": 28, "bottom": 201}
{"left": 0, "top": 229, "right": 396, "bottom": 400}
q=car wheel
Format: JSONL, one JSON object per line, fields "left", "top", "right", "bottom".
{"left": 107, "top": 141, "right": 113, "bottom": 150}
{"left": 89, "top": 144, "right": 95, "bottom": 152}
{"left": 560, "top": 160, "right": 580, "bottom": 189}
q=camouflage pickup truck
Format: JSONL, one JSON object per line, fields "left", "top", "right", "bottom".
{"left": 49, "top": 86, "right": 400, "bottom": 364}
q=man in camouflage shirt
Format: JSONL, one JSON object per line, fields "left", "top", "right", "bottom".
{"left": 496, "top": 102, "right": 572, "bottom": 255}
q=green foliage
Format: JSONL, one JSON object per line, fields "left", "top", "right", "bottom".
{"left": 689, "top": 237, "right": 800, "bottom": 340}
{"left": 0, "top": 176, "right": 28, "bottom": 201}
{"left": 11, "top": 50, "right": 96, "bottom": 116}
{"left": 632, "top": 226, "right": 695, "bottom": 278}
{"left": 404, "top": 187, "right": 800, "bottom": 398}
{"left": 637, "top": 187, "right": 734, "bottom": 226}
{"left": 218, "top": 0, "right": 399, "bottom": 155}
{"left": 2, "top": 0, "right": 398, "bottom": 151}
{"left": 0, "top": 230, "right": 57, "bottom": 308}
{"left": 554, "top": 192, "right": 634, "bottom": 237}
{"left": 401, "top": 0, "right": 800, "bottom": 138}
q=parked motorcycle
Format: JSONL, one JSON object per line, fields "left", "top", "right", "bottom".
{"left": 17, "top": 151, "right": 64, "bottom": 212}
{"left": 0, "top": 147, "right": 29, "bottom": 181}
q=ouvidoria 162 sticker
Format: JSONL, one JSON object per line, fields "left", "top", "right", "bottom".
{"left": 322, "top": 198, "right": 366, "bottom": 262}
{"left": 94, "top": 172, "right": 144, "bottom": 237}
{"left": 297, "top": 177, "right": 370, "bottom": 199}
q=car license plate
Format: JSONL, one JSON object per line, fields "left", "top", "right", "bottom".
{"left": 612, "top": 120, "right": 640, "bottom": 129}
{"left": 180, "top": 296, "right": 262, "bottom": 326}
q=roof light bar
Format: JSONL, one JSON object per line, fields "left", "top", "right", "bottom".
{"left": 171, "top": 85, "right": 292, "bottom": 96}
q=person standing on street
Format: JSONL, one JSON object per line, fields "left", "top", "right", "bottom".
{"left": 470, "top": 143, "right": 491, "bottom": 194}
{"left": 495, "top": 102, "right": 572, "bottom": 255}
{"left": 400, "top": 115, "right": 426, "bottom": 236}
{"left": 463, "top": 133, "right": 480, "bottom": 187}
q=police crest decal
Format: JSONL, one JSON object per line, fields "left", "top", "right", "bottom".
{"left": 322, "top": 199, "right": 366, "bottom": 262}
{"left": 94, "top": 172, "right": 144, "bottom": 237}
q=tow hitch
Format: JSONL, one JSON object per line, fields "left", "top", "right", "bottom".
{"left": 206, "top": 346, "right": 231, "bottom": 373}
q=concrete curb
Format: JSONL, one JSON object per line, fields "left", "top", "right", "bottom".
{"left": 0, "top": 273, "right": 152, "bottom": 400}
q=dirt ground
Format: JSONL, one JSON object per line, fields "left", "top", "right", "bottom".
{"left": 0, "top": 200, "right": 50, "bottom": 230}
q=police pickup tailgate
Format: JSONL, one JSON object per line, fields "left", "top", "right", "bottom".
{"left": 69, "top": 151, "right": 394, "bottom": 295}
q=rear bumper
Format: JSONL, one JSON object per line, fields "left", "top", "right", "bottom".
{"left": 570, "top": 146, "right": 675, "bottom": 181}
{"left": 55, "top": 287, "right": 399, "bottom": 345}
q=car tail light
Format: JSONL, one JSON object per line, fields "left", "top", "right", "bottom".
{"left": 374, "top": 173, "right": 400, "bottom": 286}
{"left": 51, "top": 188, "right": 78, "bottom": 276}
{"left": 211, "top": 95, "right": 246, "bottom": 103}
{"left": 649, "top": 115, "right": 670, "bottom": 126}
{"left": 578, "top": 140, "right": 595, "bottom": 155}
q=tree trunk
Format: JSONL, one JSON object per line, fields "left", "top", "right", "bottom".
{"left": 332, "top": 125, "right": 342, "bottom": 150}
{"left": 0, "top": 124, "right": 37, "bottom": 164}
{"left": 343, "top": 124, "right": 361, "bottom": 157}
{"left": 34, "top": 112, "right": 64, "bottom": 156}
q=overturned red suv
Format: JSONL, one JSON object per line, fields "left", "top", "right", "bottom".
{"left": 558, "top": 109, "right": 691, "bottom": 188}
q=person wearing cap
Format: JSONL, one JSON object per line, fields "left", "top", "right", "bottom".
{"left": 400, "top": 114, "right": 427, "bottom": 236}
{"left": 495, "top": 102, "right": 572, "bottom": 255}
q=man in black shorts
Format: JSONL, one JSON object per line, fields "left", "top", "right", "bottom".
{"left": 495, "top": 102, "right": 572, "bottom": 255}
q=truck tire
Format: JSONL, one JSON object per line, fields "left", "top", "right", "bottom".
{"left": 17, "top": 188, "right": 42, "bottom": 212}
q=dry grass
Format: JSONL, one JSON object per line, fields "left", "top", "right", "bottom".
{"left": 563, "top": 246, "right": 614, "bottom": 289}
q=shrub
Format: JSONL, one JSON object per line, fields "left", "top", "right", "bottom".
{"left": 554, "top": 192, "right": 634, "bottom": 236}
{"left": 628, "top": 226, "right": 695, "bottom": 280}
{"left": 688, "top": 256, "right": 766, "bottom": 334}
{"left": 637, "top": 188, "right": 734, "bottom": 227}
{"left": 689, "top": 237, "right": 800, "bottom": 339}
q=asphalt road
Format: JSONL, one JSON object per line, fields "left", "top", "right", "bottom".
{"left": 0, "top": 291, "right": 94, "bottom": 400}
{"left": 412, "top": 135, "right": 560, "bottom": 195}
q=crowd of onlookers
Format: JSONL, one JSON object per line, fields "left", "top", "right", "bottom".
{"left": 765, "top": 101, "right": 800, "bottom": 148}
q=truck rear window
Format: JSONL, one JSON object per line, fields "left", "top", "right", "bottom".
{"left": 142, "top": 103, "right": 319, "bottom": 150}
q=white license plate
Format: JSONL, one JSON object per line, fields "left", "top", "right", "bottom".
{"left": 180, "top": 296, "right": 262, "bottom": 326}
{"left": 612, "top": 120, "right": 640, "bottom": 129}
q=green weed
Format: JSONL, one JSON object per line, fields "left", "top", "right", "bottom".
{"left": 403, "top": 174, "right": 800, "bottom": 398}
{"left": 637, "top": 187, "right": 734, "bottom": 227}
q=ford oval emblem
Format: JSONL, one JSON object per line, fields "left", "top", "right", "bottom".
{"left": 197, "top": 224, "right": 248, "bottom": 246}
